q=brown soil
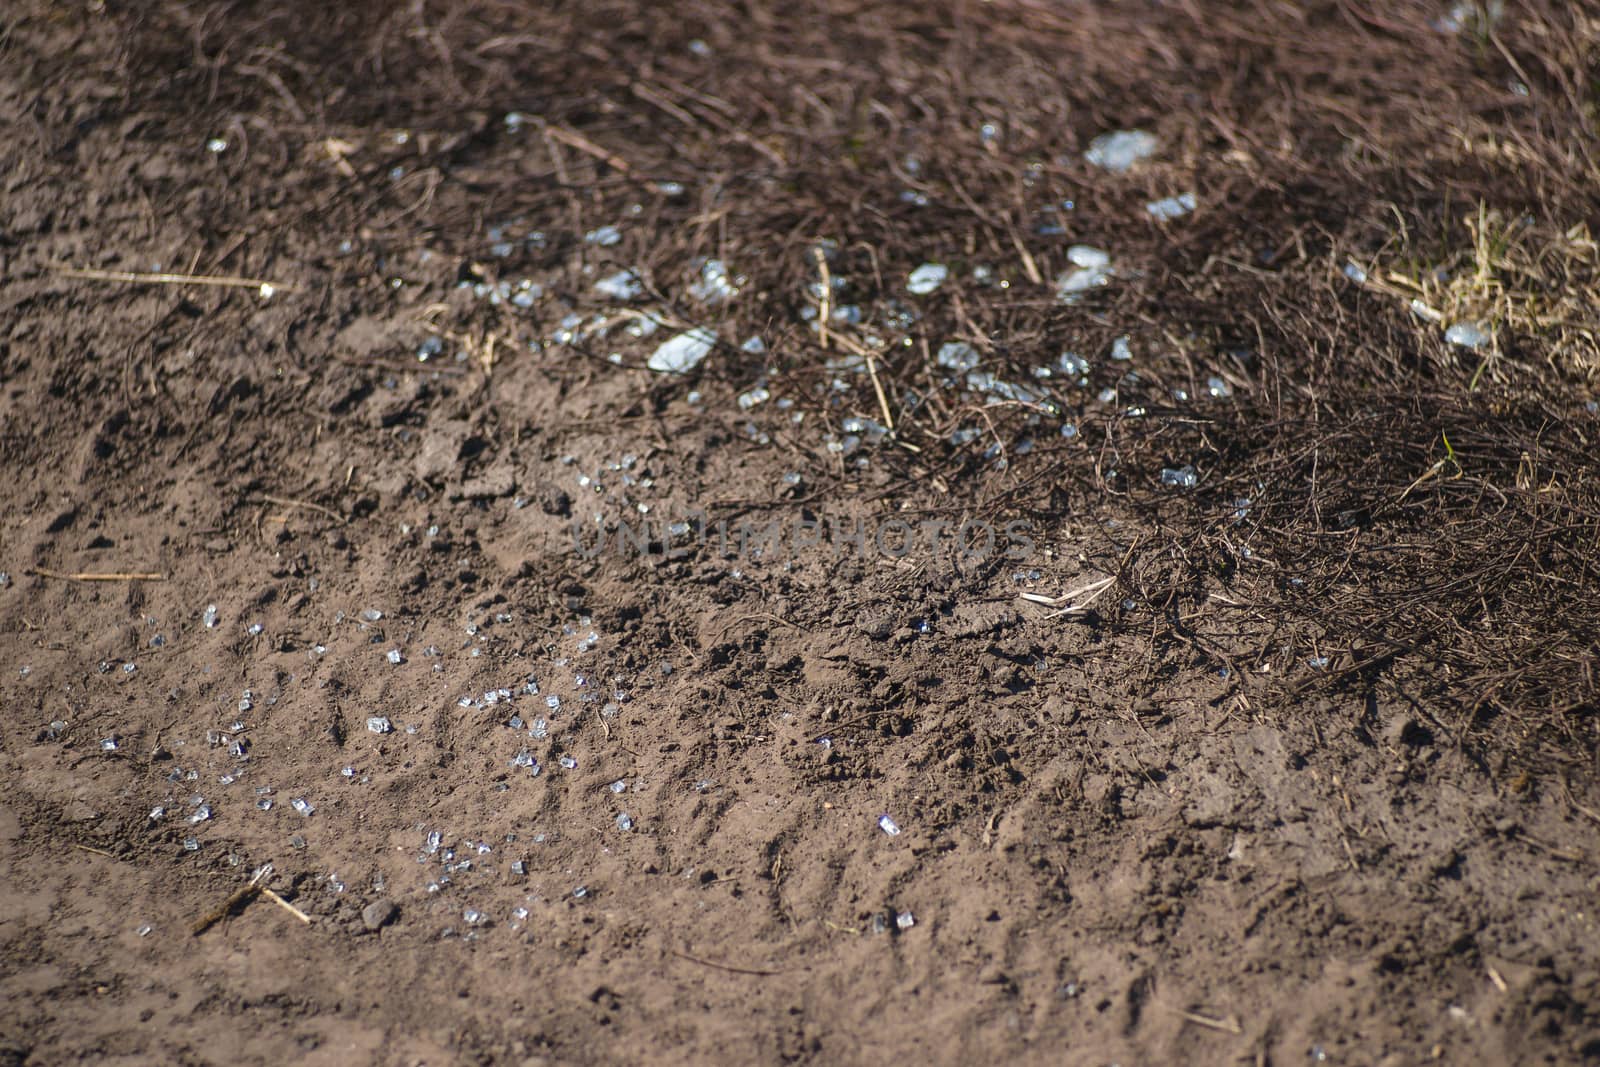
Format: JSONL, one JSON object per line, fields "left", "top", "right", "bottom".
{"left": 3, "top": 1, "right": 1599, "bottom": 1064}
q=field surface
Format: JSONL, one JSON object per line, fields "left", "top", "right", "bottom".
{"left": 2, "top": 2, "right": 1599, "bottom": 1063}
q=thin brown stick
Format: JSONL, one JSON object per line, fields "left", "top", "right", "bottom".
{"left": 193, "top": 866, "right": 312, "bottom": 935}
{"left": 27, "top": 567, "right": 164, "bottom": 582}
{"left": 1172, "top": 1007, "right": 1244, "bottom": 1035}
{"left": 813, "top": 244, "right": 832, "bottom": 351}
{"left": 260, "top": 886, "right": 314, "bottom": 924}
{"left": 192, "top": 884, "right": 261, "bottom": 936}
{"left": 865, "top": 352, "right": 897, "bottom": 434}
{"left": 56, "top": 267, "right": 293, "bottom": 293}
{"left": 251, "top": 495, "right": 346, "bottom": 524}
{"left": 669, "top": 948, "right": 783, "bottom": 976}
{"left": 545, "top": 125, "right": 633, "bottom": 173}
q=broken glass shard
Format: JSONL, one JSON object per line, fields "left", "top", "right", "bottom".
{"left": 1145, "top": 192, "right": 1196, "bottom": 220}
{"left": 907, "top": 263, "right": 948, "bottom": 295}
{"left": 1084, "top": 129, "right": 1158, "bottom": 171}
{"left": 594, "top": 269, "right": 643, "bottom": 301}
{"left": 1161, "top": 466, "right": 1198, "bottom": 489}
{"left": 647, "top": 328, "right": 717, "bottom": 374}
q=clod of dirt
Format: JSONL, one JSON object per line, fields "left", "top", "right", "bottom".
{"left": 1383, "top": 714, "right": 1431, "bottom": 748}
{"left": 335, "top": 315, "right": 395, "bottom": 357}
{"left": 452, "top": 464, "right": 517, "bottom": 500}
{"left": 856, "top": 610, "right": 895, "bottom": 640}
{"left": 414, "top": 420, "right": 473, "bottom": 482}
{"left": 538, "top": 485, "right": 572, "bottom": 517}
{"left": 361, "top": 899, "right": 397, "bottom": 931}
{"left": 60, "top": 800, "right": 97, "bottom": 823}
{"left": 946, "top": 601, "right": 1019, "bottom": 638}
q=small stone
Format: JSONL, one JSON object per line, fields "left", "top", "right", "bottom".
{"left": 362, "top": 899, "right": 397, "bottom": 931}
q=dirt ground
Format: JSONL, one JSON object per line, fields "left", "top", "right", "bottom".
{"left": 3, "top": 1, "right": 1599, "bottom": 1064}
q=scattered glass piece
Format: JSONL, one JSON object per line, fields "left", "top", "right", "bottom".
{"left": 616, "top": 813, "right": 634, "bottom": 832}
{"left": 896, "top": 911, "right": 916, "bottom": 931}
{"left": 1084, "top": 129, "right": 1159, "bottom": 171}
{"left": 737, "top": 386, "right": 771, "bottom": 410}
{"left": 1444, "top": 321, "right": 1490, "bottom": 349}
{"left": 647, "top": 328, "right": 717, "bottom": 374}
{"left": 935, "top": 342, "right": 979, "bottom": 373}
{"left": 584, "top": 224, "right": 621, "bottom": 246}
{"left": 385, "top": 649, "right": 404, "bottom": 665}
{"left": 1161, "top": 466, "right": 1198, "bottom": 489}
{"left": 877, "top": 814, "right": 902, "bottom": 837}
{"left": 367, "top": 716, "right": 393, "bottom": 734}
{"left": 593, "top": 269, "right": 643, "bottom": 301}
{"left": 202, "top": 604, "right": 219, "bottom": 628}
{"left": 1145, "top": 192, "right": 1196, "bottom": 220}
{"left": 688, "top": 258, "right": 740, "bottom": 304}
{"left": 907, "top": 263, "right": 948, "bottom": 295}
{"left": 290, "top": 797, "right": 314, "bottom": 816}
